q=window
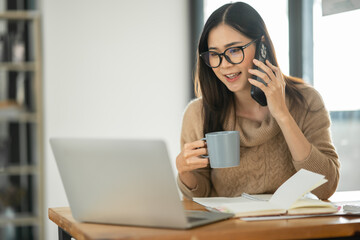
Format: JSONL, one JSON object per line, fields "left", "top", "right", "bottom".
{"left": 313, "top": 0, "right": 360, "bottom": 190}
{"left": 313, "top": 0, "right": 360, "bottom": 111}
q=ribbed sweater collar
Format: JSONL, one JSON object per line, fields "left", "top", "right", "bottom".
{"left": 223, "top": 108, "right": 280, "bottom": 147}
{"left": 224, "top": 97, "right": 292, "bottom": 147}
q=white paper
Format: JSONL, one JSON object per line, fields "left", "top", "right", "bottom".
{"left": 240, "top": 212, "right": 345, "bottom": 221}
{"left": 193, "top": 196, "right": 249, "bottom": 209}
{"left": 221, "top": 201, "right": 283, "bottom": 214}
{"left": 269, "top": 169, "right": 327, "bottom": 209}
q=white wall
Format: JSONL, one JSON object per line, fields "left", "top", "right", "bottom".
{"left": 42, "top": 0, "right": 189, "bottom": 239}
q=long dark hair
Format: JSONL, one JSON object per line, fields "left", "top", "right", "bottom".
{"left": 194, "top": 2, "right": 305, "bottom": 135}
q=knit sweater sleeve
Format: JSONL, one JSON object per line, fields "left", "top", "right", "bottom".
{"left": 292, "top": 86, "right": 340, "bottom": 200}
{"left": 176, "top": 99, "right": 212, "bottom": 199}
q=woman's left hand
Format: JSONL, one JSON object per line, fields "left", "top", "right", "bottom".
{"left": 248, "top": 59, "right": 289, "bottom": 121}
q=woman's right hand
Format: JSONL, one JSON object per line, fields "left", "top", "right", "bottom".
{"left": 176, "top": 140, "right": 209, "bottom": 174}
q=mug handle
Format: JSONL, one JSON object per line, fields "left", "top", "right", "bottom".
{"left": 200, "top": 137, "right": 208, "bottom": 158}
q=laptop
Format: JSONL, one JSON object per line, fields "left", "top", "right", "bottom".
{"left": 49, "top": 138, "right": 233, "bottom": 229}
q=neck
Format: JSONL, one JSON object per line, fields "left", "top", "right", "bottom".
{"left": 234, "top": 89, "right": 268, "bottom": 121}
{"left": 234, "top": 90, "right": 259, "bottom": 112}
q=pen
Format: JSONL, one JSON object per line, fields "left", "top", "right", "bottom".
{"left": 343, "top": 204, "right": 360, "bottom": 212}
{"left": 241, "top": 193, "right": 266, "bottom": 201}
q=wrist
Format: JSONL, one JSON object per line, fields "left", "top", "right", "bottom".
{"left": 179, "top": 170, "right": 192, "bottom": 178}
{"left": 274, "top": 108, "right": 292, "bottom": 125}
{"left": 179, "top": 171, "right": 197, "bottom": 190}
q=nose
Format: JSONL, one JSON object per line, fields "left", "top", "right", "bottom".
{"left": 219, "top": 55, "right": 233, "bottom": 68}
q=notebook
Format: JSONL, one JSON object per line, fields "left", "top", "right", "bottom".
{"left": 193, "top": 169, "right": 338, "bottom": 218}
{"left": 49, "top": 138, "right": 233, "bottom": 229}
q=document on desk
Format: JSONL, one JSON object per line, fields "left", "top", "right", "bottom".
{"left": 193, "top": 169, "right": 338, "bottom": 218}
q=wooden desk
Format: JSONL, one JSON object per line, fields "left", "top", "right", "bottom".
{"left": 49, "top": 191, "right": 360, "bottom": 240}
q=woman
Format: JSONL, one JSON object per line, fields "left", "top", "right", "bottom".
{"left": 176, "top": 2, "right": 340, "bottom": 200}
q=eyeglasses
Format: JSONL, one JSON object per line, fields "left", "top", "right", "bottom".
{"left": 200, "top": 38, "right": 259, "bottom": 68}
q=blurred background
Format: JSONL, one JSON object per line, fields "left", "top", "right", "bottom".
{"left": 0, "top": 0, "right": 359, "bottom": 239}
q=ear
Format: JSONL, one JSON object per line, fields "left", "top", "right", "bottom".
{"left": 261, "top": 35, "right": 265, "bottom": 43}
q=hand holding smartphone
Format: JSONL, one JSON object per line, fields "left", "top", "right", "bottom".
{"left": 250, "top": 41, "right": 268, "bottom": 106}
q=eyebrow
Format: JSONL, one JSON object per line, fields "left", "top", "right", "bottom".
{"left": 208, "top": 41, "right": 243, "bottom": 50}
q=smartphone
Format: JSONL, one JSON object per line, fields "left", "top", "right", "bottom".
{"left": 250, "top": 41, "right": 268, "bottom": 106}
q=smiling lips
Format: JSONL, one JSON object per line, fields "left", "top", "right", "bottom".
{"left": 224, "top": 72, "right": 241, "bottom": 82}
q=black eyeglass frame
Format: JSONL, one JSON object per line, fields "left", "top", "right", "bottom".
{"left": 200, "top": 38, "right": 259, "bottom": 68}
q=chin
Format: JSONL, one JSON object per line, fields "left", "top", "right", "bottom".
{"left": 227, "top": 83, "right": 252, "bottom": 95}
{"left": 225, "top": 81, "right": 246, "bottom": 92}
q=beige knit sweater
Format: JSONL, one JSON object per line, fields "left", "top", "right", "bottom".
{"left": 177, "top": 84, "right": 340, "bottom": 200}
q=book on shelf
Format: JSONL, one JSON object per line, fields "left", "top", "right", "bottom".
{"left": 193, "top": 169, "right": 338, "bottom": 218}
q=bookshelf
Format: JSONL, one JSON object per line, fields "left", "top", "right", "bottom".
{"left": 0, "top": 1, "right": 43, "bottom": 240}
